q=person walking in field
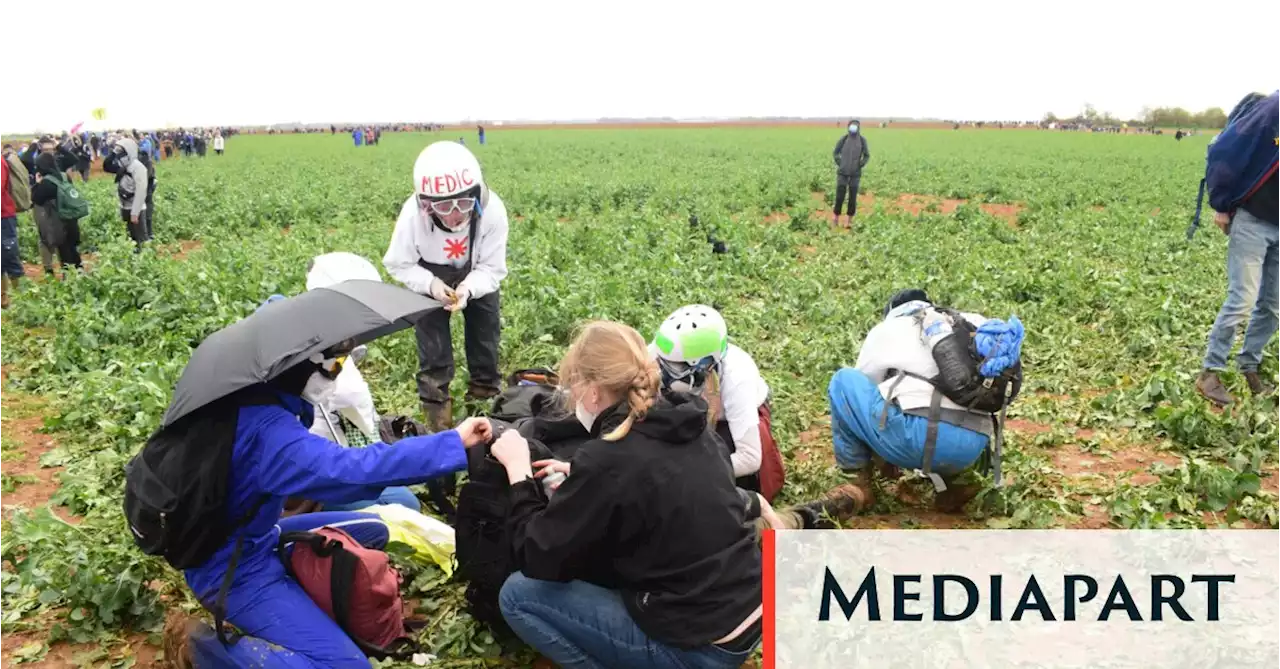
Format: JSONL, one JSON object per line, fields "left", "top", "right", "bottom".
{"left": 213, "top": 132, "right": 225, "bottom": 156}
{"left": 383, "top": 141, "right": 510, "bottom": 433}
{"left": 831, "top": 119, "right": 870, "bottom": 227}
{"left": 1195, "top": 91, "right": 1279, "bottom": 406}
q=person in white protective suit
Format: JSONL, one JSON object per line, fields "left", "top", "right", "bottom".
{"left": 382, "top": 142, "right": 510, "bottom": 433}
{"left": 295, "top": 251, "right": 422, "bottom": 513}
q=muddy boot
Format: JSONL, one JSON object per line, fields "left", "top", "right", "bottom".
{"left": 423, "top": 398, "right": 454, "bottom": 434}
{"left": 465, "top": 381, "right": 500, "bottom": 404}
{"left": 871, "top": 454, "right": 901, "bottom": 482}
{"left": 1195, "top": 370, "right": 1234, "bottom": 407}
{"left": 1243, "top": 371, "right": 1276, "bottom": 398}
{"left": 162, "top": 611, "right": 198, "bottom": 669}
{"left": 934, "top": 482, "right": 982, "bottom": 514}
{"left": 797, "top": 476, "right": 875, "bottom": 529}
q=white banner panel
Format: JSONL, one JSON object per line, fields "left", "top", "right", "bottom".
{"left": 773, "top": 530, "right": 1278, "bottom": 668}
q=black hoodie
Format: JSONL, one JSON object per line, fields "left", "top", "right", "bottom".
{"left": 506, "top": 391, "right": 762, "bottom": 649}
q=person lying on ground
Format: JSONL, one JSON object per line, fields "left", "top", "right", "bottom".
{"left": 828, "top": 288, "right": 1022, "bottom": 514}
{"left": 488, "top": 320, "right": 763, "bottom": 669}
{"left": 172, "top": 354, "right": 491, "bottom": 668}
{"left": 649, "top": 304, "right": 785, "bottom": 501}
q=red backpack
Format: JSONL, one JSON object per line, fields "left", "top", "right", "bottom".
{"left": 279, "top": 527, "right": 417, "bottom": 658}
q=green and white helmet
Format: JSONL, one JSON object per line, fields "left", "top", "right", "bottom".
{"left": 653, "top": 305, "right": 729, "bottom": 365}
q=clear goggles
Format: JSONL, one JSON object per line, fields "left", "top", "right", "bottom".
{"left": 658, "top": 356, "right": 719, "bottom": 391}
{"left": 418, "top": 194, "right": 477, "bottom": 217}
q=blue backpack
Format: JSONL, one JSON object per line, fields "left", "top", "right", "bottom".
{"left": 1188, "top": 91, "right": 1279, "bottom": 239}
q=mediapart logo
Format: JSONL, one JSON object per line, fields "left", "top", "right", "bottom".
{"left": 818, "top": 566, "right": 1235, "bottom": 623}
{"left": 772, "top": 531, "right": 1279, "bottom": 668}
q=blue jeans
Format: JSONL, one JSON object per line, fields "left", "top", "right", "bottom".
{"left": 2, "top": 217, "right": 21, "bottom": 278}
{"left": 1203, "top": 209, "right": 1280, "bottom": 372}
{"left": 499, "top": 573, "right": 755, "bottom": 669}
{"left": 186, "top": 511, "right": 389, "bottom": 668}
{"left": 322, "top": 485, "right": 421, "bottom": 513}
{"left": 828, "top": 368, "right": 989, "bottom": 476}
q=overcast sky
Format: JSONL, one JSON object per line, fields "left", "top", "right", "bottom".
{"left": 4, "top": 0, "right": 1276, "bottom": 133}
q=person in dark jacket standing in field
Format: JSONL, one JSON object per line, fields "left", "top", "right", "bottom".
{"left": 832, "top": 119, "right": 871, "bottom": 227}
{"left": 1195, "top": 91, "right": 1279, "bottom": 406}
{"left": 489, "top": 320, "right": 763, "bottom": 669}
{"left": 103, "top": 138, "right": 152, "bottom": 251}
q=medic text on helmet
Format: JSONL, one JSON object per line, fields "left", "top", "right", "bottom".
{"left": 421, "top": 169, "right": 476, "bottom": 197}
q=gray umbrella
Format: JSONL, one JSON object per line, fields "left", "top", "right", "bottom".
{"left": 161, "top": 279, "right": 437, "bottom": 428}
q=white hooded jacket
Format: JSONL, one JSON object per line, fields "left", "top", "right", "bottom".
{"left": 304, "top": 252, "right": 383, "bottom": 445}
{"left": 382, "top": 191, "right": 509, "bottom": 302}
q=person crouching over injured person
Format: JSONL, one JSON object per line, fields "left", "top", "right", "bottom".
{"left": 828, "top": 288, "right": 1024, "bottom": 513}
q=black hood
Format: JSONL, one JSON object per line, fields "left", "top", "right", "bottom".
{"left": 591, "top": 389, "right": 709, "bottom": 444}
{"left": 35, "top": 152, "right": 59, "bottom": 176}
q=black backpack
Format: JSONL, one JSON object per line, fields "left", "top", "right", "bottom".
{"left": 453, "top": 419, "right": 557, "bottom": 643}
{"left": 882, "top": 306, "right": 1022, "bottom": 490}
{"left": 123, "top": 393, "right": 278, "bottom": 644}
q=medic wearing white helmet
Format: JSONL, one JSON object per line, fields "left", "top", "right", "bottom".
{"left": 383, "top": 141, "right": 509, "bottom": 432}
{"left": 648, "top": 305, "right": 786, "bottom": 501}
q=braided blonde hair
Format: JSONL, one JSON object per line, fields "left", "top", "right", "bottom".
{"left": 558, "top": 321, "right": 661, "bottom": 442}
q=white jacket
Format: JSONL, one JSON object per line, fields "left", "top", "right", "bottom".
{"left": 855, "top": 302, "right": 989, "bottom": 414}
{"left": 382, "top": 191, "right": 509, "bottom": 301}
{"left": 309, "top": 361, "right": 380, "bottom": 446}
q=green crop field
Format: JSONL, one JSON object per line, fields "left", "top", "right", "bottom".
{"left": 2, "top": 128, "right": 1276, "bottom": 666}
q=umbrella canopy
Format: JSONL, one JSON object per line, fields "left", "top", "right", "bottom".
{"left": 161, "top": 280, "right": 436, "bottom": 427}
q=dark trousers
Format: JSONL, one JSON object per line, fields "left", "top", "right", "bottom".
{"left": 121, "top": 208, "right": 153, "bottom": 246}
{"left": 834, "top": 174, "right": 861, "bottom": 217}
{"left": 414, "top": 290, "right": 502, "bottom": 406}
{"left": 57, "top": 220, "right": 82, "bottom": 270}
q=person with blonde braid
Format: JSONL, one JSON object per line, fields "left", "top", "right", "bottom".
{"left": 489, "top": 320, "right": 762, "bottom": 669}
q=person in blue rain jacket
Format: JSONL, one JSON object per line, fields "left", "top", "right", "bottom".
{"left": 174, "top": 355, "right": 492, "bottom": 668}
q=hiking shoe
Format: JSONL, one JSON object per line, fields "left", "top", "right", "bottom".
{"left": 934, "top": 482, "right": 982, "bottom": 514}
{"left": 1195, "top": 371, "right": 1234, "bottom": 407}
{"left": 1243, "top": 371, "right": 1276, "bottom": 397}
{"left": 799, "top": 480, "right": 874, "bottom": 529}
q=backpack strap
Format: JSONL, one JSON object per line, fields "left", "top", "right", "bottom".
{"left": 878, "top": 370, "right": 947, "bottom": 493}
{"left": 919, "top": 388, "right": 947, "bottom": 493}
{"left": 1187, "top": 177, "right": 1207, "bottom": 240}
{"left": 213, "top": 495, "right": 271, "bottom": 646}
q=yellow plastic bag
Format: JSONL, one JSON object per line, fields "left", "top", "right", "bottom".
{"left": 364, "top": 504, "right": 457, "bottom": 577}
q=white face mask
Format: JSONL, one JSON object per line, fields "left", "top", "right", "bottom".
{"left": 301, "top": 372, "right": 337, "bottom": 408}
{"left": 849, "top": 125, "right": 859, "bottom": 134}
{"left": 575, "top": 399, "right": 600, "bottom": 432}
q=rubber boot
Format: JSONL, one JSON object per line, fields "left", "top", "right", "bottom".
{"left": 423, "top": 398, "right": 453, "bottom": 434}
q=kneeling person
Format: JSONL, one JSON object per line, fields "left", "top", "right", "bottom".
{"left": 829, "top": 289, "right": 1022, "bottom": 513}
{"left": 650, "top": 305, "right": 785, "bottom": 500}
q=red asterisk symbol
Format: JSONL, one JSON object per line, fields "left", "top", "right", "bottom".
{"left": 444, "top": 238, "right": 468, "bottom": 259}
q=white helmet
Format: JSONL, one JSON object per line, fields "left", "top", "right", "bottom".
{"left": 306, "top": 252, "right": 382, "bottom": 291}
{"left": 413, "top": 141, "right": 487, "bottom": 232}
{"left": 653, "top": 305, "right": 729, "bottom": 365}
{"left": 414, "top": 141, "right": 484, "bottom": 200}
